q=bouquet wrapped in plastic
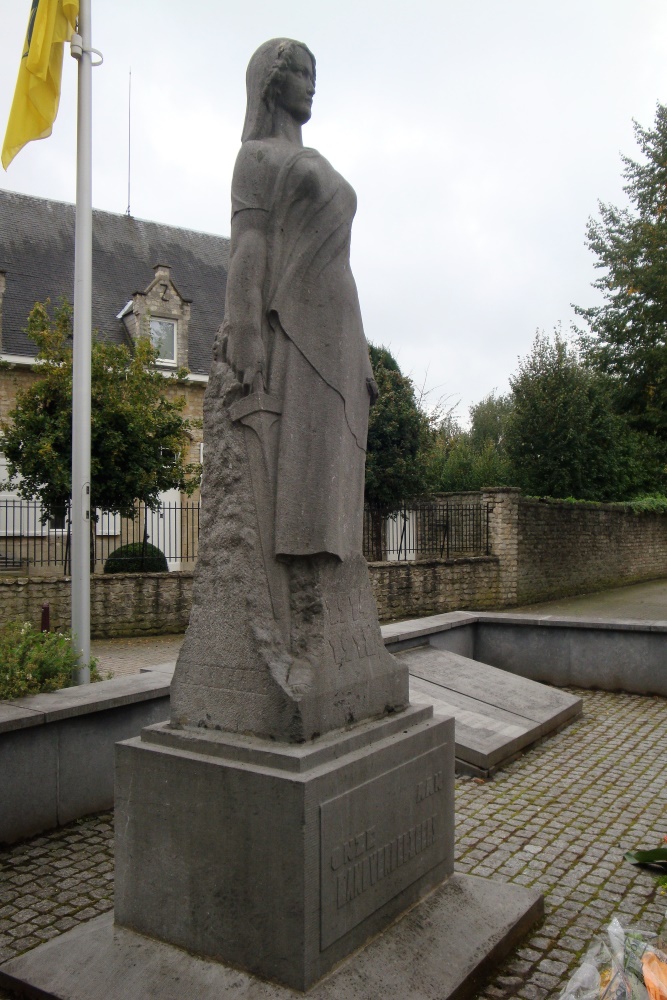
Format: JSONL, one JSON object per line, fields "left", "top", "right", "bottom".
{"left": 558, "top": 917, "right": 667, "bottom": 1000}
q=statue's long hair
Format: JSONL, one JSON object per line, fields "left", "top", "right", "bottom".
{"left": 241, "top": 38, "right": 316, "bottom": 143}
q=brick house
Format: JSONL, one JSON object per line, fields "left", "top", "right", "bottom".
{"left": 0, "top": 189, "right": 229, "bottom": 572}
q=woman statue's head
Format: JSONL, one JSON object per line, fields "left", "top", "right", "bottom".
{"left": 242, "top": 38, "right": 316, "bottom": 142}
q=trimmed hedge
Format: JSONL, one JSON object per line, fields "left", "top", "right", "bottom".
{"left": 103, "top": 542, "right": 168, "bottom": 574}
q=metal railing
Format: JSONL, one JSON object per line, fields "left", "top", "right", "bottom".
{"left": 0, "top": 498, "right": 490, "bottom": 571}
{"left": 362, "top": 502, "right": 491, "bottom": 562}
{"left": 0, "top": 500, "right": 200, "bottom": 573}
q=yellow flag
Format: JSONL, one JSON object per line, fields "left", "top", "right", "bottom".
{"left": 2, "top": 0, "right": 79, "bottom": 170}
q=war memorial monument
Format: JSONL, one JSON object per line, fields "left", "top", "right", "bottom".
{"left": 0, "top": 38, "right": 543, "bottom": 999}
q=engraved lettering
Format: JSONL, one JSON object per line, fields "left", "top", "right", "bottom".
{"left": 346, "top": 868, "right": 356, "bottom": 903}
{"left": 366, "top": 827, "right": 376, "bottom": 851}
{"left": 354, "top": 861, "right": 363, "bottom": 897}
{"left": 335, "top": 814, "right": 439, "bottom": 908}
{"left": 368, "top": 851, "right": 378, "bottom": 885}
{"left": 331, "top": 846, "right": 343, "bottom": 871}
{"left": 337, "top": 871, "right": 347, "bottom": 907}
{"left": 416, "top": 770, "right": 444, "bottom": 803}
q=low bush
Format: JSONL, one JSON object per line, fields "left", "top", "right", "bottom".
{"left": 103, "top": 541, "right": 168, "bottom": 574}
{"left": 627, "top": 492, "right": 667, "bottom": 514}
{"left": 0, "top": 620, "right": 100, "bottom": 700}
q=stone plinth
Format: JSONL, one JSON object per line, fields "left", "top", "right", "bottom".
{"left": 114, "top": 705, "right": 454, "bottom": 992}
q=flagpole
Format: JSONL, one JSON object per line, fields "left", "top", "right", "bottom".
{"left": 70, "top": 0, "right": 93, "bottom": 684}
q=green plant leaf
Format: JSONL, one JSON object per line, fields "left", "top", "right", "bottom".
{"left": 624, "top": 847, "right": 667, "bottom": 868}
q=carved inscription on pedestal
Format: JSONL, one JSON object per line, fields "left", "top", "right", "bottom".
{"left": 320, "top": 748, "right": 450, "bottom": 949}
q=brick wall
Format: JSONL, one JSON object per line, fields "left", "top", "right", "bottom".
{"left": 516, "top": 497, "right": 667, "bottom": 604}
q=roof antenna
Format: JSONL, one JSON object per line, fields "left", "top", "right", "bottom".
{"left": 125, "top": 68, "right": 132, "bottom": 216}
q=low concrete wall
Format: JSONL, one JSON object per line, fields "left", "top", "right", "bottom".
{"left": 472, "top": 614, "right": 667, "bottom": 697}
{"left": 2, "top": 611, "right": 664, "bottom": 844}
{"left": 384, "top": 612, "right": 667, "bottom": 698}
{"left": 0, "top": 673, "right": 170, "bottom": 844}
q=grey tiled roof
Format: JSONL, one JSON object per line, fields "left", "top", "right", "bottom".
{"left": 0, "top": 189, "right": 229, "bottom": 375}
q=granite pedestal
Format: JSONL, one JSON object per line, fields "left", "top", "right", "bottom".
{"left": 114, "top": 704, "right": 454, "bottom": 991}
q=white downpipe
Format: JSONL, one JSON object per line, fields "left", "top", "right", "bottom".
{"left": 70, "top": 0, "right": 93, "bottom": 684}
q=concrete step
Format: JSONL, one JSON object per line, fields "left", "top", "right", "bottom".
{"left": 399, "top": 645, "right": 582, "bottom": 778}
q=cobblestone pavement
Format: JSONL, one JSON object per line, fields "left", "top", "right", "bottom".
{"left": 1, "top": 688, "right": 665, "bottom": 999}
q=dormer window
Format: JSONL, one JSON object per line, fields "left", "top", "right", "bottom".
{"left": 150, "top": 317, "right": 177, "bottom": 365}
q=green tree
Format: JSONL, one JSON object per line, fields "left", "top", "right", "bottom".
{"left": 428, "top": 392, "right": 514, "bottom": 493}
{"left": 1, "top": 300, "right": 200, "bottom": 520}
{"left": 469, "top": 391, "right": 513, "bottom": 452}
{"left": 365, "top": 344, "right": 432, "bottom": 557}
{"left": 575, "top": 103, "right": 667, "bottom": 445}
{"left": 505, "top": 331, "right": 660, "bottom": 500}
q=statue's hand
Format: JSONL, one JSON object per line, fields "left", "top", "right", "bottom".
{"left": 366, "top": 376, "right": 379, "bottom": 405}
{"left": 226, "top": 324, "right": 265, "bottom": 389}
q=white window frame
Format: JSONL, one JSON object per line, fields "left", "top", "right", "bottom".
{"left": 149, "top": 317, "right": 177, "bottom": 366}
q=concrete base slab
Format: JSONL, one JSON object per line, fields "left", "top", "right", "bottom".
{"left": 0, "top": 874, "right": 543, "bottom": 1000}
{"left": 399, "top": 645, "right": 582, "bottom": 777}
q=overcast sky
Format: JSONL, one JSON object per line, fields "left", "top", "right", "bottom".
{"left": 1, "top": 1, "right": 666, "bottom": 421}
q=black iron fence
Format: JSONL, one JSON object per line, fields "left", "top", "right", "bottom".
{"left": 362, "top": 502, "right": 491, "bottom": 562}
{"left": 0, "top": 499, "right": 490, "bottom": 572}
{"left": 0, "top": 500, "right": 200, "bottom": 573}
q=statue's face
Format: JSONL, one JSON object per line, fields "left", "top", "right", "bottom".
{"left": 277, "top": 47, "right": 315, "bottom": 125}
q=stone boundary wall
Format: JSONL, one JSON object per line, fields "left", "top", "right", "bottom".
{"left": 516, "top": 496, "right": 667, "bottom": 604}
{"left": 0, "top": 560, "right": 500, "bottom": 634}
{"left": 0, "top": 572, "right": 192, "bottom": 638}
{"left": 1, "top": 491, "right": 666, "bottom": 634}
{"left": 368, "top": 556, "right": 500, "bottom": 621}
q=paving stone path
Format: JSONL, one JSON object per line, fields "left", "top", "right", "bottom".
{"left": 1, "top": 688, "right": 665, "bottom": 999}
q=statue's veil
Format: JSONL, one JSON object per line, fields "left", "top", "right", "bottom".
{"left": 241, "top": 38, "right": 314, "bottom": 142}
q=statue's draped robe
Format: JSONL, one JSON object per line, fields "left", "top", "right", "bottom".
{"left": 231, "top": 140, "right": 373, "bottom": 560}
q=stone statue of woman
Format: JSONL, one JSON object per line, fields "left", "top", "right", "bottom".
{"left": 223, "top": 37, "right": 377, "bottom": 563}
{"left": 171, "top": 39, "right": 407, "bottom": 742}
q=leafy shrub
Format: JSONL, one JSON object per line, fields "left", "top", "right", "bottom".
{"left": 103, "top": 542, "right": 168, "bottom": 574}
{"left": 627, "top": 492, "right": 667, "bottom": 514}
{"left": 0, "top": 620, "right": 100, "bottom": 700}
